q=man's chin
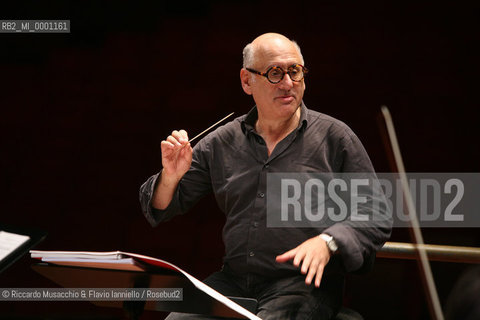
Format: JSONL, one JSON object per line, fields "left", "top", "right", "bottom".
{"left": 276, "top": 100, "right": 300, "bottom": 110}
{"left": 274, "top": 101, "right": 300, "bottom": 117}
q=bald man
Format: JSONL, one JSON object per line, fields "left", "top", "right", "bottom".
{"left": 140, "top": 33, "right": 391, "bottom": 319}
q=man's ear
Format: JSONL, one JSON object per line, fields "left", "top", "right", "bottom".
{"left": 240, "top": 69, "right": 253, "bottom": 95}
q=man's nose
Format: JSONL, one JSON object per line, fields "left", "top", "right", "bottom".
{"left": 277, "top": 73, "right": 294, "bottom": 90}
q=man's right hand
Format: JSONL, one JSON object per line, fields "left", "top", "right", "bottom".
{"left": 161, "top": 129, "right": 193, "bottom": 181}
{"left": 153, "top": 130, "right": 193, "bottom": 210}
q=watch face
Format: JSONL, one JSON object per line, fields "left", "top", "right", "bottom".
{"left": 319, "top": 234, "right": 337, "bottom": 253}
{"left": 327, "top": 242, "right": 334, "bottom": 251}
{"left": 327, "top": 240, "right": 338, "bottom": 253}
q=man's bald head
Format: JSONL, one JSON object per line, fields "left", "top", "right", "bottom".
{"left": 242, "top": 33, "right": 304, "bottom": 69}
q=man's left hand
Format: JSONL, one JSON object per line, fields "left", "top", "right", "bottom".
{"left": 275, "top": 236, "right": 331, "bottom": 287}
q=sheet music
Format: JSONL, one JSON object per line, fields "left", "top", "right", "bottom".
{"left": 0, "top": 230, "right": 30, "bottom": 261}
{"left": 30, "top": 250, "right": 123, "bottom": 260}
{"left": 41, "top": 257, "right": 135, "bottom": 264}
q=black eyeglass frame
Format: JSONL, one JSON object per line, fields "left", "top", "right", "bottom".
{"left": 245, "top": 64, "right": 308, "bottom": 84}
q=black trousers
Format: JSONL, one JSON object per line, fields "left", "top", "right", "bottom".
{"left": 165, "top": 265, "right": 343, "bottom": 320}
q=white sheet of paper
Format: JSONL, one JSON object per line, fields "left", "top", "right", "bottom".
{"left": 30, "top": 250, "right": 122, "bottom": 260}
{"left": 42, "top": 257, "right": 135, "bottom": 264}
{"left": 0, "top": 230, "right": 30, "bottom": 261}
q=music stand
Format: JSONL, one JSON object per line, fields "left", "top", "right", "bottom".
{"left": 0, "top": 224, "right": 47, "bottom": 274}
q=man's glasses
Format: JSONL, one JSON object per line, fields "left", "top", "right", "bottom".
{"left": 246, "top": 64, "right": 308, "bottom": 84}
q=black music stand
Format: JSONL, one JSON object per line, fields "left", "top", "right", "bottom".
{"left": 32, "top": 263, "right": 257, "bottom": 320}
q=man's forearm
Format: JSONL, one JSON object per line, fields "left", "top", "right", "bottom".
{"left": 151, "top": 170, "right": 182, "bottom": 210}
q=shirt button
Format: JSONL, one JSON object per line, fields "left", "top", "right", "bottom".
{"left": 253, "top": 222, "right": 259, "bottom": 227}
{"left": 258, "top": 192, "right": 265, "bottom": 198}
{"left": 249, "top": 251, "right": 255, "bottom": 257}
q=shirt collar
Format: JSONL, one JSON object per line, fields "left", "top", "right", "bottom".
{"left": 241, "top": 102, "right": 308, "bottom": 135}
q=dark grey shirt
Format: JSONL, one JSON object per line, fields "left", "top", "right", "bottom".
{"left": 139, "top": 103, "right": 391, "bottom": 277}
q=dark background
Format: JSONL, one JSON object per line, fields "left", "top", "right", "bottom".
{"left": 1, "top": 1, "right": 479, "bottom": 319}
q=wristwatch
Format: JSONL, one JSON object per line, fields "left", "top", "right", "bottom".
{"left": 319, "top": 233, "right": 338, "bottom": 254}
